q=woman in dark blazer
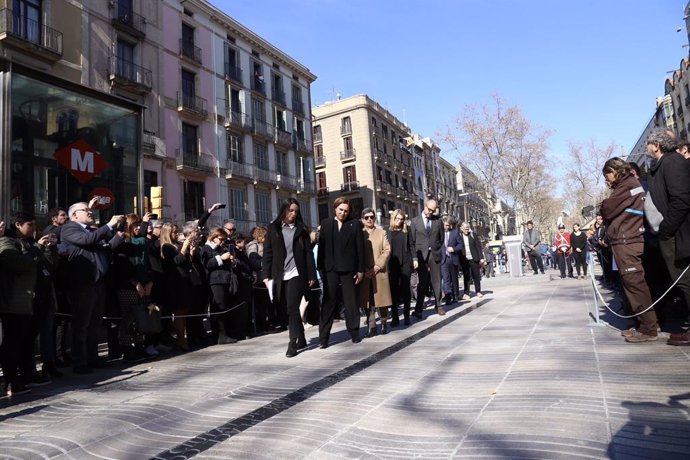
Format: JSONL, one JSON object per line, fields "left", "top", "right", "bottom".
{"left": 387, "top": 209, "right": 413, "bottom": 327}
{"left": 262, "top": 198, "right": 317, "bottom": 357}
{"left": 200, "top": 227, "right": 238, "bottom": 345}
{"left": 459, "top": 222, "right": 486, "bottom": 299}
{"left": 317, "top": 197, "right": 365, "bottom": 347}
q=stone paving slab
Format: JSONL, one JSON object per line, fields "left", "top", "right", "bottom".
{"left": 1, "top": 271, "right": 690, "bottom": 459}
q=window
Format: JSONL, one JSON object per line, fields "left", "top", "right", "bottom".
{"left": 313, "top": 125, "right": 322, "bottom": 143}
{"left": 116, "top": 38, "right": 136, "bottom": 81}
{"left": 341, "top": 116, "right": 352, "bottom": 135}
{"left": 376, "top": 166, "right": 383, "bottom": 182}
{"left": 252, "top": 60, "right": 264, "bottom": 92}
{"left": 294, "top": 117, "right": 305, "bottom": 140}
{"left": 228, "top": 187, "right": 246, "bottom": 221}
{"left": 314, "top": 144, "right": 323, "bottom": 159}
{"left": 183, "top": 180, "right": 204, "bottom": 222}
{"left": 255, "top": 191, "right": 271, "bottom": 224}
{"left": 144, "top": 170, "right": 158, "bottom": 200}
{"left": 181, "top": 23, "right": 196, "bottom": 58}
{"left": 301, "top": 201, "right": 312, "bottom": 227}
{"left": 229, "top": 87, "right": 241, "bottom": 114}
{"left": 272, "top": 72, "right": 284, "bottom": 103}
{"left": 181, "top": 123, "right": 198, "bottom": 155}
{"left": 252, "top": 98, "right": 265, "bottom": 122}
{"left": 254, "top": 143, "right": 268, "bottom": 170}
{"left": 296, "top": 155, "right": 312, "bottom": 183}
{"left": 181, "top": 69, "right": 195, "bottom": 98}
{"left": 13, "top": 0, "right": 41, "bottom": 44}
{"left": 385, "top": 170, "right": 392, "bottom": 185}
{"left": 317, "top": 172, "right": 327, "bottom": 189}
{"left": 276, "top": 151, "right": 288, "bottom": 175}
{"left": 343, "top": 136, "right": 353, "bottom": 152}
{"left": 227, "top": 132, "right": 242, "bottom": 162}
{"left": 343, "top": 165, "right": 357, "bottom": 183}
{"left": 275, "top": 107, "right": 287, "bottom": 131}
{"left": 225, "top": 44, "right": 240, "bottom": 81}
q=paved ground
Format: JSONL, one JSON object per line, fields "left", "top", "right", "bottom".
{"left": 1, "top": 268, "right": 690, "bottom": 459}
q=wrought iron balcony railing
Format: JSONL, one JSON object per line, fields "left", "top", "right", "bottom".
{"left": 179, "top": 39, "right": 201, "bottom": 64}
{"left": 111, "top": 1, "right": 146, "bottom": 38}
{"left": 177, "top": 92, "right": 208, "bottom": 117}
{"left": 0, "top": 9, "right": 63, "bottom": 57}
{"left": 109, "top": 55, "right": 152, "bottom": 92}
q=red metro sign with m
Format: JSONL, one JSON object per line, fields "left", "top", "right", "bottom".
{"left": 54, "top": 139, "right": 110, "bottom": 184}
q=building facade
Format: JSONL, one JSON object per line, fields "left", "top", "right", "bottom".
{"left": 313, "top": 94, "right": 419, "bottom": 225}
{"left": 0, "top": 0, "right": 317, "bottom": 231}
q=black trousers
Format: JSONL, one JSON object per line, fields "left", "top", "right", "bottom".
{"left": 461, "top": 258, "right": 482, "bottom": 295}
{"left": 556, "top": 253, "right": 572, "bottom": 278}
{"left": 389, "top": 269, "right": 411, "bottom": 320}
{"left": 0, "top": 313, "right": 33, "bottom": 385}
{"left": 279, "top": 277, "right": 306, "bottom": 341}
{"left": 573, "top": 250, "right": 587, "bottom": 276}
{"left": 70, "top": 281, "right": 106, "bottom": 368}
{"left": 528, "top": 251, "right": 544, "bottom": 273}
{"left": 320, "top": 270, "right": 359, "bottom": 344}
{"left": 210, "top": 284, "right": 248, "bottom": 340}
{"left": 414, "top": 256, "right": 441, "bottom": 313}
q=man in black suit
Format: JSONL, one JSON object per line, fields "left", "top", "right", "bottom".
{"left": 410, "top": 199, "right": 444, "bottom": 317}
{"left": 60, "top": 202, "right": 123, "bottom": 374}
{"left": 440, "top": 216, "right": 463, "bottom": 305}
{"left": 317, "top": 197, "right": 365, "bottom": 347}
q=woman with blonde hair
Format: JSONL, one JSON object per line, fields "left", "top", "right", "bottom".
{"left": 387, "top": 209, "right": 413, "bottom": 326}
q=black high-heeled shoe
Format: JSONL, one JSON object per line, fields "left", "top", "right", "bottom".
{"left": 365, "top": 328, "right": 378, "bottom": 338}
{"left": 286, "top": 339, "right": 298, "bottom": 358}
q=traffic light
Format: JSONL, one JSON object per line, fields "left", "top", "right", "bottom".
{"left": 150, "top": 186, "right": 164, "bottom": 218}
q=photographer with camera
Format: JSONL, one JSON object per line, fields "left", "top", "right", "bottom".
{"left": 60, "top": 202, "right": 124, "bottom": 374}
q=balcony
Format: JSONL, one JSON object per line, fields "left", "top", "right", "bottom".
{"left": 252, "top": 75, "right": 266, "bottom": 95}
{"left": 341, "top": 181, "right": 360, "bottom": 193}
{"left": 179, "top": 39, "right": 201, "bottom": 65}
{"left": 315, "top": 156, "right": 326, "bottom": 168}
{"left": 293, "top": 99, "right": 304, "bottom": 116}
{"left": 111, "top": 2, "right": 146, "bottom": 39}
{"left": 0, "top": 9, "right": 63, "bottom": 60}
{"left": 313, "top": 131, "right": 322, "bottom": 143}
{"left": 296, "top": 179, "right": 315, "bottom": 194}
{"left": 177, "top": 92, "right": 208, "bottom": 118}
{"left": 176, "top": 150, "right": 215, "bottom": 175}
{"left": 276, "top": 173, "right": 297, "bottom": 189}
{"left": 341, "top": 124, "right": 352, "bottom": 136}
{"left": 317, "top": 186, "right": 329, "bottom": 197}
{"left": 143, "top": 131, "right": 156, "bottom": 152}
{"left": 252, "top": 118, "right": 274, "bottom": 139}
{"left": 223, "top": 109, "right": 250, "bottom": 131}
{"left": 340, "top": 148, "right": 356, "bottom": 162}
{"left": 273, "top": 88, "right": 286, "bottom": 105}
{"left": 109, "top": 55, "right": 152, "bottom": 94}
{"left": 275, "top": 128, "right": 292, "bottom": 148}
{"left": 224, "top": 62, "right": 242, "bottom": 83}
{"left": 254, "top": 167, "right": 276, "bottom": 185}
{"left": 224, "top": 160, "right": 254, "bottom": 180}
{"left": 293, "top": 134, "right": 313, "bottom": 153}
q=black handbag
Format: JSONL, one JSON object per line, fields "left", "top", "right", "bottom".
{"left": 132, "top": 303, "right": 163, "bottom": 334}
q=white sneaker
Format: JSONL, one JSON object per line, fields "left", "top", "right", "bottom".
{"left": 145, "top": 345, "right": 160, "bottom": 356}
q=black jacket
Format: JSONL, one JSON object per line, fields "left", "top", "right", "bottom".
{"left": 262, "top": 221, "right": 316, "bottom": 302}
{"left": 60, "top": 221, "right": 122, "bottom": 285}
{"left": 648, "top": 152, "right": 690, "bottom": 259}
{"left": 317, "top": 217, "right": 365, "bottom": 273}
{"left": 200, "top": 242, "right": 235, "bottom": 286}
{"left": 460, "top": 231, "right": 484, "bottom": 261}
{"left": 386, "top": 229, "right": 413, "bottom": 276}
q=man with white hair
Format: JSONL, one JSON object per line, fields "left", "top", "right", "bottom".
{"left": 60, "top": 203, "right": 124, "bottom": 373}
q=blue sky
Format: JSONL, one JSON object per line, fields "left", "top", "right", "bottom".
{"left": 215, "top": 0, "right": 688, "bottom": 162}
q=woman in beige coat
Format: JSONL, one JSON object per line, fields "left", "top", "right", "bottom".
{"left": 359, "top": 208, "right": 392, "bottom": 337}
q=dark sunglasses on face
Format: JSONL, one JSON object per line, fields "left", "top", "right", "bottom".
{"left": 363, "top": 215, "right": 375, "bottom": 220}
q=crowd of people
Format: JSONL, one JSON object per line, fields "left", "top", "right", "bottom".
{"left": 0, "top": 194, "right": 493, "bottom": 397}
{"left": 2, "top": 126, "right": 687, "bottom": 397}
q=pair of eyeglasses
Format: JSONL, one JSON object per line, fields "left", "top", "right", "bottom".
{"left": 74, "top": 208, "right": 92, "bottom": 214}
{"left": 363, "top": 215, "right": 375, "bottom": 220}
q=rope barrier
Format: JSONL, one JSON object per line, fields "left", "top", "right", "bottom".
{"left": 56, "top": 301, "right": 247, "bottom": 321}
{"left": 589, "top": 257, "right": 690, "bottom": 319}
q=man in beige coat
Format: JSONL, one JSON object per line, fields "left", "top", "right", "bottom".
{"left": 359, "top": 208, "right": 392, "bottom": 336}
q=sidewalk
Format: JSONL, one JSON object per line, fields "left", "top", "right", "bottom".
{"left": 1, "top": 271, "right": 689, "bottom": 459}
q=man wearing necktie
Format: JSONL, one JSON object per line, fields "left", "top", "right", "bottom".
{"left": 60, "top": 202, "right": 124, "bottom": 374}
{"left": 409, "top": 199, "right": 444, "bottom": 318}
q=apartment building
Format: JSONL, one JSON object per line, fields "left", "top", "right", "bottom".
{"left": 455, "top": 163, "right": 492, "bottom": 239}
{"left": 0, "top": 0, "right": 317, "bottom": 230}
{"left": 312, "top": 94, "right": 420, "bottom": 225}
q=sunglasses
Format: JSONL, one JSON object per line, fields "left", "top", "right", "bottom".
{"left": 363, "top": 215, "right": 375, "bottom": 220}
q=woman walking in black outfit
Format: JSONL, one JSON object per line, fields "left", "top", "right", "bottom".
{"left": 262, "top": 198, "right": 317, "bottom": 357}
{"left": 570, "top": 223, "right": 588, "bottom": 279}
{"left": 387, "top": 209, "right": 413, "bottom": 327}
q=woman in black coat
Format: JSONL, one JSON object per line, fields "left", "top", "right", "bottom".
{"left": 387, "top": 209, "right": 413, "bottom": 327}
{"left": 200, "top": 227, "right": 238, "bottom": 345}
{"left": 262, "top": 198, "right": 317, "bottom": 357}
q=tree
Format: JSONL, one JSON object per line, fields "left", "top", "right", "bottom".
{"left": 562, "top": 139, "right": 618, "bottom": 224}
{"left": 440, "top": 94, "right": 557, "bottom": 227}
